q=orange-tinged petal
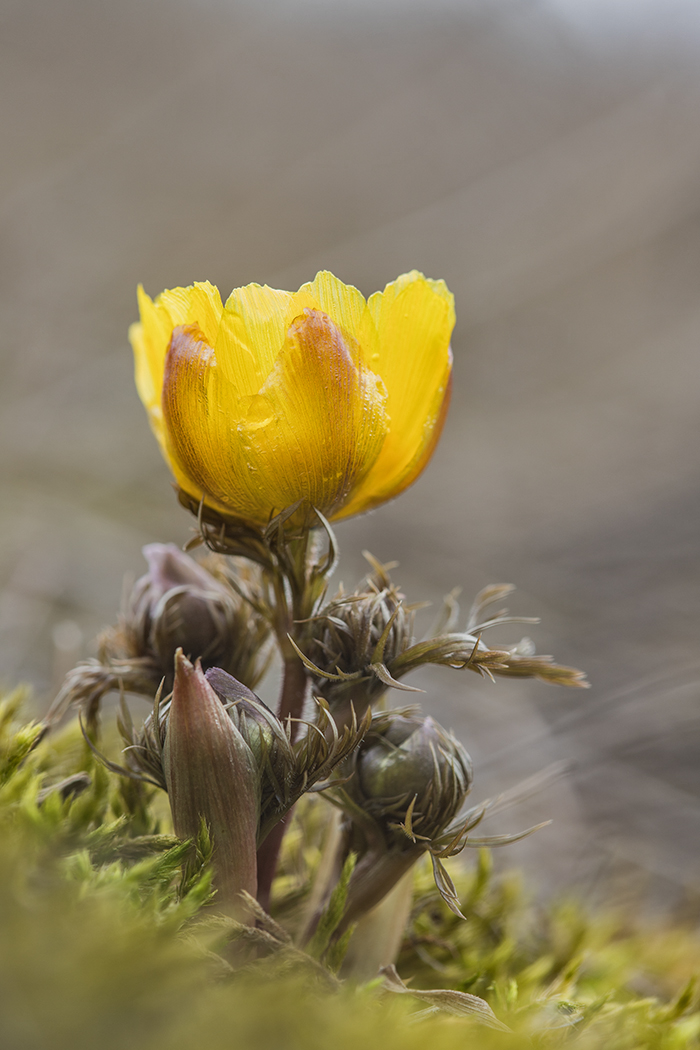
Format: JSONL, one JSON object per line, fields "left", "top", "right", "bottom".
{"left": 236, "top": 309, "right": 388, "bottom": 519}
{"left": 162, "top": 312, "right": 389, "bottom": 524}
{"left": 337, "top": 272, "right": 454, "bottom": 518}
{"left": 161, "top": 324, "right": 254, "bottom": 517}
{"left": 130, "top": 282, "right": 223, "bottom": 457}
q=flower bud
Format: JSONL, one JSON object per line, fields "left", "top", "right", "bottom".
{"left": 46, "top": 548, "right": 273, "bottom": 730}
{"left": 204, "top": 665, "right": 370, "bottom": 845}
{"left": 298, "top": 559, "right": 416, "bottom": 723}
{"left": 205, "top": 666, "right": 279, "bottom": 767}
{"left": 314, "top": 710, "right": 474, "bottom": 937}
{"left": 134, "top": 544, "right": 227, "bottom": 662}
{"left": 163, "top": 651, "right": 259, "bottom": 914}
{"left": 118, "top": 544, "right": 272, "bottom": 691}
{"left": 126, "top": 544, "right": 233, "bottom": 674}
{"left": 357, "top": 714, "right": 470, "bottom": 803}
{"left": 351, "top": 710, "right": 473, "bottom": 841}
{"left": 296, "top": 568, "right": 587, "bottom": 728}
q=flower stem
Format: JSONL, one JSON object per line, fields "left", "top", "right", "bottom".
{"left": 255, "top": 815, "right": 289, "bottom": 912}
{"left": 277, "top": 655, "right": 308, "bottom": 737}
{"left": 330, "top": 849, "right": 419, "bottom": 940}
{"left": 255, "top": 654, "right": 308, "bottom": 908}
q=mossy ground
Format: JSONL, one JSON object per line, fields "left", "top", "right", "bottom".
{"left": 1, "top": 689, "right": 699, "bottom": 1050}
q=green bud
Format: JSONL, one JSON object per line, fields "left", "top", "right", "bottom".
{"left": 163, "top": 651, "right": 259, "bottom": 915}
{"left": 351, "top": 710, "right": 473, "bottom": 841}
{"left": 317, "top": 710, "right": 473, "bottom": 938}
{"left": 357, "top": 714, "right": 469, "bottom": 801}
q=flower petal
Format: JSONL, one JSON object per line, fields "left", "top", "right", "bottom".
{"left": 236, "top": 309, "right": 388, "bottom": 518}
{"left": 161, "top": 324, "right": 265, "bottom": 518}
{"left": 134, "top": 271, "right": 453, "bottom": 528}
{"left": 130, "top": 282, "right": 223, "bottom": 456}
{"left": 289, "top": 271, "right": 370, "bottom": 347}
{"left": 216, "top": 284, "right": 292, "bottom": 396}
{"left": 337, "top": 272, "right": 454, "bottom": 518}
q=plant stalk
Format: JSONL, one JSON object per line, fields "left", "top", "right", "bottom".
{"left": 256, "top": 654, "right": 308, "bottom": 909}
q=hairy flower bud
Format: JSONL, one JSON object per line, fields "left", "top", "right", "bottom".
{"left": 318, "top": 709, "right": 475, "bottom": 936}
{"left": 350, "top": 710, "right": 473, "bottom": 841}
{"left": 46, "top": 548, "right": 273, "bottom": 731}
{"left": 295, "top": 566, "right": 587, "bottom": 728}
{"left": 296, "top": 559, "right": 416, "bottom": 723}
{"left": 126, "top": 544, "right": 271, "bottom": 684}
{"left": 163, "top": 651, "right": 259, "bottom": 914}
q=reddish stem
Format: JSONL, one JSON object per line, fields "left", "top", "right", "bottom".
{"left": 277, "top": 654, "right": 308, "bottom": 739}
{"left": 255, "top": 815, "right": 289, "bottom": 912}
{"left": 256, "top": 656, "right": 308, "bottom": 909}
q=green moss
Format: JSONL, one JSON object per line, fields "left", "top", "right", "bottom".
{"left": 0, "top": 694, "right": 699, "bottom": 1050}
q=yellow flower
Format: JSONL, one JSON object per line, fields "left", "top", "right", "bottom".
{"left": 129, "top": 270, "right": 454, "bottom": 527}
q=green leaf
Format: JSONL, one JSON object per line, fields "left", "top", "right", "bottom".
{"left": 306, "top": 851, "right": 357, "bottom": 961}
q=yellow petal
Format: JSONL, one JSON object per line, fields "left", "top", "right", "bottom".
{"left": 130, "top": 282, "right": 223, "bottom": 465}
{"left": 162, "top": 312, "right": 389, "bottom": 524}
{"left": 336, "top": 272, "right": 454, "bottom": 518}
{"left": 289, "top": 271, "right": 369, "bottom": 345}
{"left": 236, "top": 309, "right": 389, "bottom": 519}
{"left": 161, "top": 324, "right": 250, "bottom": 516}
{"left": 134, "top": 271, "right": 453, "bottom": 528}
{"left": 183, "top": 283, "right": 225, "bottom": 344}
{"left": 217, "top": 284, "right": 292, "bottom": 396}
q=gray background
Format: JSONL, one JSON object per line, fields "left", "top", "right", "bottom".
{"left": 2, "top": 0, "right": 700, "bottom": 907}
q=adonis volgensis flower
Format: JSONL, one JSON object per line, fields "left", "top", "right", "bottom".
{"left": 129, "top": 270, "right": 454, "bottom": 528}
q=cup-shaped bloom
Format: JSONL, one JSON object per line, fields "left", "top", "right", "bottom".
{"left": 129, "top": 270, "right": 454, "bottom": 527}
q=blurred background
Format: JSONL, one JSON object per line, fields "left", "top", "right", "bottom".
{"left": 1, "top": 0, "right": 699, "bottom": 909}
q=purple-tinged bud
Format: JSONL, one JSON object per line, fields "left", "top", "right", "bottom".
{"left": 48, "top": 547, "right": 274, "bottom": 729}
{"left": 205, "top": 667, "right": 278, "bottom": 767}
{"left": 163, "top": 651, "right": 259, "bottom": 915}
{"left": 129, "top": 544, "right": 236, "bottom": 674}
{"left": 205, "top": 665, "right": 369, "bottom": 843}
